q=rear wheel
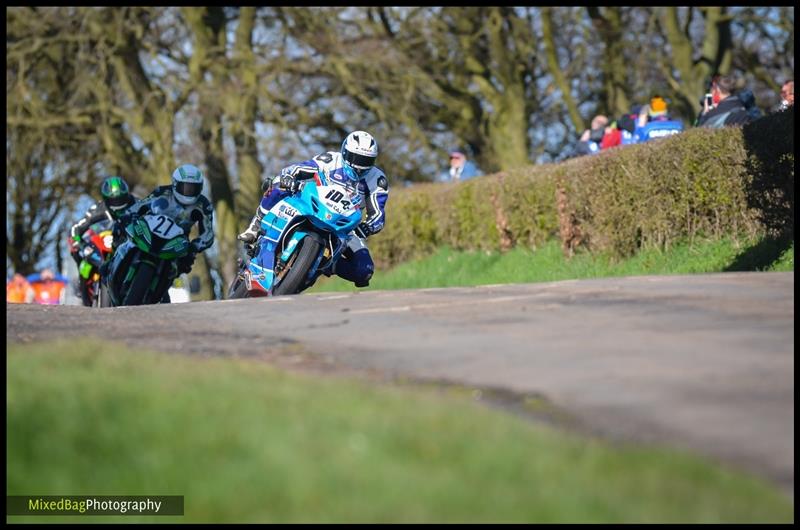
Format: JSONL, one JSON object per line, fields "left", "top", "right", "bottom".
{"left": 123, "top": 261, "right": 156, "bottom": 306}
{"left": 272, "top": 234, "right": 323, "bottom": 296}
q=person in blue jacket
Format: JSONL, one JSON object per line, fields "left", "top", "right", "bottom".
{"left": 634, "top": 96, "right": 684, "bottom": 142}
{"left": 436, "top": 149, "right": 483, "bottom": 182}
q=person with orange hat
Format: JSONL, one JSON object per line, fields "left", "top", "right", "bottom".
{"left": 634, "top": 95, "right": 684, "bottom": 142}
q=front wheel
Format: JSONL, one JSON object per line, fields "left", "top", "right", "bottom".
{"left": 90, "top": 279, "right": 101, "bottom": 308}
{"left": 272, "top": 233, "right": 324, "bottom": 296}
{"left": 227, "top": 275, "right": 250, "bottom": 299}
{"left": 98, "top": 282, "right": 112, "bottom": 307}
{"left": 123, "top": 261, "right": 156, "bottom": 306}
{"left": 80, "top": 277, "right": 95, "bottom": 307}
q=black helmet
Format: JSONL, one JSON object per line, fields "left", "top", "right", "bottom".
{"left": 100, "top": 176, "right": 132, "bottom": 215}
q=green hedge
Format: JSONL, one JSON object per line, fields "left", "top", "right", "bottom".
{"left": 369, "top": 108, "right": 794, "bottom": 269}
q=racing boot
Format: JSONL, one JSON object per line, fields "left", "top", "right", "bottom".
{"left": 237, "top": 210, "right": 264, "bottom": 244}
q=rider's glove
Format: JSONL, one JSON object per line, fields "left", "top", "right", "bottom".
{"left": 261, "top": 176, "right": 276, "bottom": 194}
{"left": 116, "top": 212, "right": 134, "bottom": 226}
{"left": 68, "top": 235, "right": 80, "bottom": 254}
{"left": 112, "top": 223, "right": 125, "bottom": 248}
{"left": 279, "top": 174, "right": 302, "bottom": 194}
{"left": 177, "top": 251, "right": 197, "bottom": 274}
{"left": 355, "top": 222, "right": 372, "bottom": 239}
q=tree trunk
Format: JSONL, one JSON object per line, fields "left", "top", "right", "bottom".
{"left": 661, "top": 7, "right": 733, "bottom": 119}
{"left": 185, "top": 6, "right": 239, "bottom": 291}
{"left": 485, "top": 83, "right": 530, "bottom": 171}
{"left": 231, "top": 7, "right": 265, "bottom": 224}
{"left": 541, "top": 7, "right": 585, "bottom": 133}
{"left": 588, "top": 7, "right": 630, "bottom": 118}
{"left": 480, "top": 8, "right": 530, "bottom": 171}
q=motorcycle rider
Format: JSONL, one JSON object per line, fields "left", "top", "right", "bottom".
{"left": 113, "top": 164, "right": 215, "bottom": 284}
{"left": 68, "top": 176, "right": 138, "bottom": 306}
{"left": 237, "top": 131, "right": 388, "bottom": 288}
{"left": 69, "top": 176, "right": 138, "bottom": 264}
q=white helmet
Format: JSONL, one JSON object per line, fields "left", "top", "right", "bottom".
{"left": 172, "top": 164, "right": 204, "bottom": 206}
{"left": 341, "top": 131, "right": 378, "bottom": 178}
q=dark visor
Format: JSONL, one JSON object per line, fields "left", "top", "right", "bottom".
{"left": 176, "top": 181, "right": 203, "bottom": 197}
{"left": 105, "top": 195, "right": 129, "bottom": 209}
{"left": 344, "top": 151, "right": 376, "bottom": 170}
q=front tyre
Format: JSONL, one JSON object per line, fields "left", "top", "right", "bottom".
{"left": 123, "top": 261, "right": 156, "bottom": 306}
{"left": 228, "top": 275, "right": 250, "bottom": 299}
{"left": 80, "top": 277, "right": 94, "bottom": 307}
{"left": 98, "top": 282, "right": 112, "bottom": 307}
{"left": 272, "top": 233, "right": 323, "bottom": 296}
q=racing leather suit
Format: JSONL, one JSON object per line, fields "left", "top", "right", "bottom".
{"left": 69, "top": 197, "right": 137, "bottom": 266}
{"left": 128, "top": 185, "right": 215, "bottom": 259}
{"left": 239, "top": 151, "right": 389, "bottom": 287}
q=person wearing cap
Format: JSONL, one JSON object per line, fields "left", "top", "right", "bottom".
{"left": 634, "top": 95, "right": 684, "bottom": 142}
{"left": 436, "top": 149, "right": 483, "bottom": 182}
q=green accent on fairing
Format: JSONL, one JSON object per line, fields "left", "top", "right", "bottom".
{"left": 134, "top": 237, "right": 152, "bottom": 254}
{"left": 163, "top": 239, "right": 181, "bottom": 250}
{"left": 160, "top": 239, "right": 189, "bottom": 258}
{"left": 124, "top": 266, "right": 136, "bottom": 284}
{"left": 79, "top": 260, "right": 93, "bottom": 279}
{"left": 128, "top": 220, "right": 151, "bottom": 247}
{"left": 139, "top": 221, "right": 152, "bottom": 245}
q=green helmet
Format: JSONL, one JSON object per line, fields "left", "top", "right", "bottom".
{"left": 100, "top": 176, "right": 132, "bottom": 214}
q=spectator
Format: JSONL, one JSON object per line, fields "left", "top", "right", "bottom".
{"left": 777, "top": 80, "right": 793, "bottom": 110}
{"left": 737, "top": 88, "right": 763, "bottom": 121}
{"left": 634, "top": 96, "right": 684, "bottom": 142}
{"left": 600, "top": 120, "right": 622, "bottom": 150}
{"left": 697, "top": 75, "right": 751, "bottom": 128}
{"left": 6, "top": 273, "right": 34, "bottom": 304}
{"left": 617, "top": 106, "right": 641, "bottom": 145}
{"left": 436, "top": 149, "right": 482, "bottom": 182}
{"left": 26, "top": 268, "right": 69, "bottom": 305}
{"left": 574, "top": 114, "right": 608, "bottom": 156}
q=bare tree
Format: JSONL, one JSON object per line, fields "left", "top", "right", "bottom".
{"left": 274, "top": 7, "right": 544, "bottom": 174}
{"left": 657, "top": 7, "right": 734, "bottom": 120}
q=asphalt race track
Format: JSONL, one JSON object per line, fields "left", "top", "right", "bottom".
{"left": 7, "top": 271, "right": 794, "bottom": 494}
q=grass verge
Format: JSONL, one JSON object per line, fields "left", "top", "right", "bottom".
{"left": 7, "top": 339, "right": 793, "bottom": 523}
{"left": 311, "top": 236, "right": 794, "bottom": 292}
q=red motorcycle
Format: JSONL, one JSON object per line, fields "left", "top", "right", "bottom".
{"left": 75, "top": 224, "right": 114, "bottom": 307}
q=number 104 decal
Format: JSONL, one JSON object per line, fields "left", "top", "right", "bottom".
{"left": 324, "top": 189, "right": 354, "bottom": 210}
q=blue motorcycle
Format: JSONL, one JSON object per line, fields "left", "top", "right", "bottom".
{"left": 228, "top": 170, "right": 363, "bottom": 298}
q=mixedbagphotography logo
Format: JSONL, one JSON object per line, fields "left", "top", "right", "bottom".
{"left": 7, "top": 495, "right": 184, "bottom": 516}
